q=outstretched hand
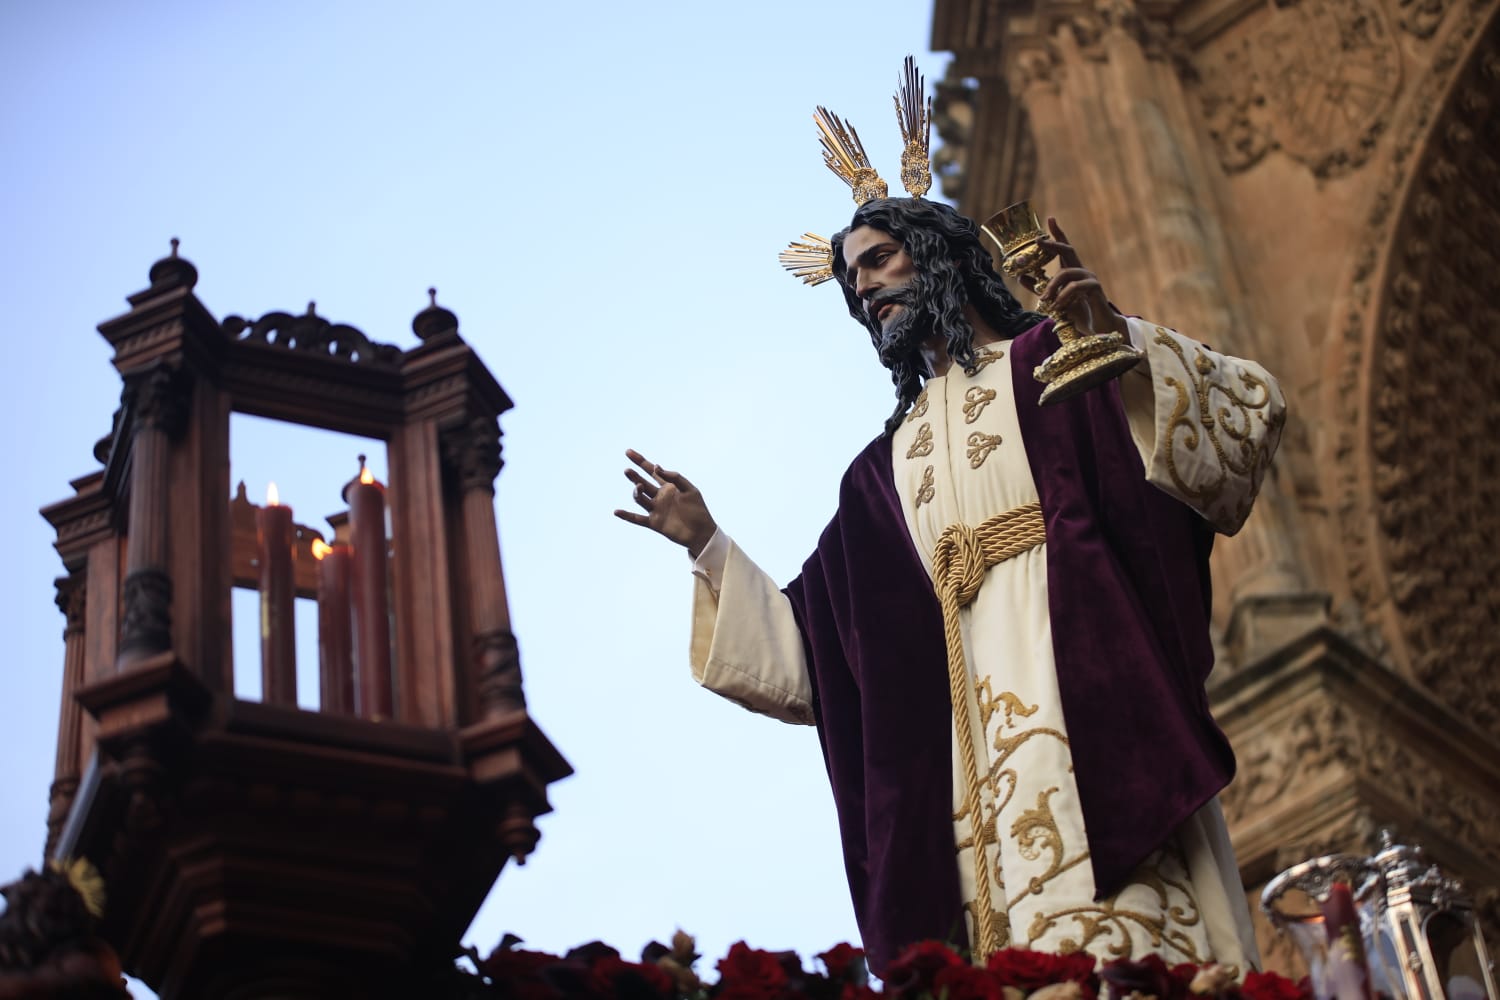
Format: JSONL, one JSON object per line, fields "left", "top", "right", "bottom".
{"left": 613, "top": 449, "right": 718, "bottom": 560}
{"left": 1020, "top": 217, "right": 1126, "bottom": 336}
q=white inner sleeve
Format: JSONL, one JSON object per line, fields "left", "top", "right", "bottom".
{"left": 688, "top": 531, "right": 814, "bottom": 725}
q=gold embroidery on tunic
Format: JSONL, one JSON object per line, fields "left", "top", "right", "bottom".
{"left": 964, "top": 386, "right": 998, "bottom": 424}
{"left": 914, "top": 465, "right": 936, "bottom": 507}
{"left": 953, "top": 800, "right": 999, "bottom": 848}
{"left": 965, "top": 349, "right": 1005, "bottom": 376}
{"left": 1007, "top": 788, "right": 1090, "bottom": 903}
{"left": 907, "top": 422, "right": 935, "bottom": 459}
{"left": 1142, "top": 863, "right": 1204, "bottom": 933}
{"left": 967, "top": 432, "right": 1003, "bottom": 469}
{"left": 1022, "top": 847, "right": 1208, "bottom": 962}
{"left": 1154, "top": 328, "right": 1280, "bottom": 527}
{"left": 963, "top": 903, "right": 1013, "bottom": 949}
{"left": 975, "top": 679, "right": 1038, "bottom": 733}
{"left": 906, "top": 388, "right": 929, "bottom": 423}
{"left": 983, "top": 723, "right": 1072, "bottom": 818}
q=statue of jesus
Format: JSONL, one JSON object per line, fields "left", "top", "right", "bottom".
{"left": 616, "top": 195, "right": 1282, "bottom": 977}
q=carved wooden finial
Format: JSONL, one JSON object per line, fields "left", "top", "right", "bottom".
{"left": 148, "top": 237, "right": 198, "bottom": 290}
{"left": 412, "top": 288, "right": 459, "bottom": 342}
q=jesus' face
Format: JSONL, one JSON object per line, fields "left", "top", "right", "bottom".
{"left": 839, "top": 224, "right": 936, "bottom": 368}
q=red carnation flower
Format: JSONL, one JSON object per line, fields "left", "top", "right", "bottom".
{"left": 593, "top": 955, "right": 676, "bottom": 1000}
{"left": 987, "top": 948, "right": 1099, "bottom": 991}
{"left": 717, "top": 941, "right": 791, "bottom": 1000}
{"left": 1099, "top": 953, "right": 1193, "bottom": 1000}
{"left": 934, "top": 963, "right": 1008, "bottom": 1000}
{"left": 817, "top": 943, "right": 867, "bottom": 983}
{"left": 479, "top": 947, "right": 563, "bottom": 1000}
{"left": 481, "top": 947, "right": 560, "bottom": 973}
{"left": 1240, "top": 970, "right": 1314, "bottom": 1000}
{"left": 883, "top": 940, "right": 966, "bottom": 997}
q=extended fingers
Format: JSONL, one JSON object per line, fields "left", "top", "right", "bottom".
{"left": 1039, "top": 217, "right": 1083, "bottom": 270}
{"left": 1038, "top": 267, "right": 1098, "bottom": 305}
{"left": 623, "top": 472, "right": 658, "bottom": 512}
{"left": 624, "top": 468, "right": 658, "bottom": 495}
{"left": 624, "top": 449, "right": 695, "bottom": 491}
{"left": 625, "top": 449, "right": 660, "bottom": 482}
{"left": 1053, "top": 277, "right": 1104, "bottom": 310}
{"left": 654, "top": 465, "right": 695, "bottom": 492}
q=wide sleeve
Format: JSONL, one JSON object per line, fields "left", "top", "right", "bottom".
{"left": 1117, "top": 317, "right": 1286, "bottom": 535}
{"left": 688, "top": 530, "right": 816, "bottom": 725}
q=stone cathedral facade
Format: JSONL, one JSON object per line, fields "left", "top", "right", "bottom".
{"left": 928, "top": 0, "right": 1500, "bottom": 969}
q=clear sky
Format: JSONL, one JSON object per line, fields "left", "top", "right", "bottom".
{"left": 0, "top": 1, "right": 956, "bottom": 990}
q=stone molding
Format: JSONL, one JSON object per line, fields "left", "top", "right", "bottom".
{"left": 1326, "top": 0, "right": 1500, "bottom": 737}
{"left": 1214, "top": 627, "right": 1500, "bottom": 885}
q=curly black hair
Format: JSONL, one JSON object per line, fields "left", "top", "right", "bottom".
{"left": 830, "top": 198, "right": 1043, "bottom": 435}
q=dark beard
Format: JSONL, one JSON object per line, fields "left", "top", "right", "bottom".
{"left": 869, "top": 286, "right": 934, "bottom": 371}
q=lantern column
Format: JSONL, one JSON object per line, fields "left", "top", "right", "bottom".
{"left": 46, "top": 572, "right": 88, "bottom": 856}
{"left": 117, "top": 364, "right": 188, "bottom": 664}
{"left": 447, "top": 415, "right": 522, "bottom": 718}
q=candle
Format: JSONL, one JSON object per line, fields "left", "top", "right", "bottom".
{"left": 346, "top": 456, "right": 392, "bottom": 720}
{"left": 257, "top": 483, "right": 297, "bottom": 706}
{"left": 313, "top": 538, "right": 354, "bottom": 715}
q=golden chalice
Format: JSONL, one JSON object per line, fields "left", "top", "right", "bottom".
{"left": 981, "top": 201, "right": 1143, "bottom": 406}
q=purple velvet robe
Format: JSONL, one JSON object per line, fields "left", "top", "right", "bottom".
{"left": 782, "top": 320, "right": 1234, "bottom": 976}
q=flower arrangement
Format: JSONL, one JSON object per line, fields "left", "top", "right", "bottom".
{"left": 462, "top": 935, "right": 1314, "bottom": 1000}
{"left": 0, "top": 855, "right": 1317, "bottom": 1000}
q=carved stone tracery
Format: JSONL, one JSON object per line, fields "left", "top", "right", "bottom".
{"left": 934, "top": 0, "right": 1500, "bottom": 972}
{"left": 1335, "top": 6, "right": 1500, "bottom": 739}
{"left": 933, "top": 76, "right": 978, "bottom": 202}
{"left": 1399, "top": 0, "right": 1455, "bottom": 37}
{"left": 1221, "top": 683, "right": 1500, "bottom": 871}
{"left": 1194, "top": 0, "right": 1402, "bottom": 177}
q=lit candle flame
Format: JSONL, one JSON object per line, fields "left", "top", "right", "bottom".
{"left": 267, "top": 482, "right": 280, "bottom": 507}
{"left": 311, "top": 539, "right": 332, "bottom": 560}
{"left": 360, "top": 466, "right": 375, "bottom": 485}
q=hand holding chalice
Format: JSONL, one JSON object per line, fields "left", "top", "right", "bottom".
{"left": 981, "top": 202, "right": 1143, "bottom": 405}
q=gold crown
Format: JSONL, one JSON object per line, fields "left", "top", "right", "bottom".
{"left": 779, "top": 56, "right": 932, "bottom": 288}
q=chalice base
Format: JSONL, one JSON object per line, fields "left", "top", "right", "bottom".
{"left": 1034, "top": 332, "right": 1144, "bottom": 406}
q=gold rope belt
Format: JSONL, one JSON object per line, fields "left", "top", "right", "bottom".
{"left": 930, "top": 500, "right": 1047, "bottom": 963}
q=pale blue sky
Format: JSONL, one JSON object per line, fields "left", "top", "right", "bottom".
{"left": 1, "top": 1, "right": 956, "bottom": 988}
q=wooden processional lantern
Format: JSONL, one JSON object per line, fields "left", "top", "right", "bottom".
{"left": 39, "top": 243, "right": 571, "bottom": 998}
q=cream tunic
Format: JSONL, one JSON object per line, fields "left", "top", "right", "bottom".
{"left": 688, "top": 319, "right": 1284, "bottom": 969}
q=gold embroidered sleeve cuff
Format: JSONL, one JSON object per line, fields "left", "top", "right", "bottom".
{"left": 1137, "top": 323, "right": 1287, "bottom": 535}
